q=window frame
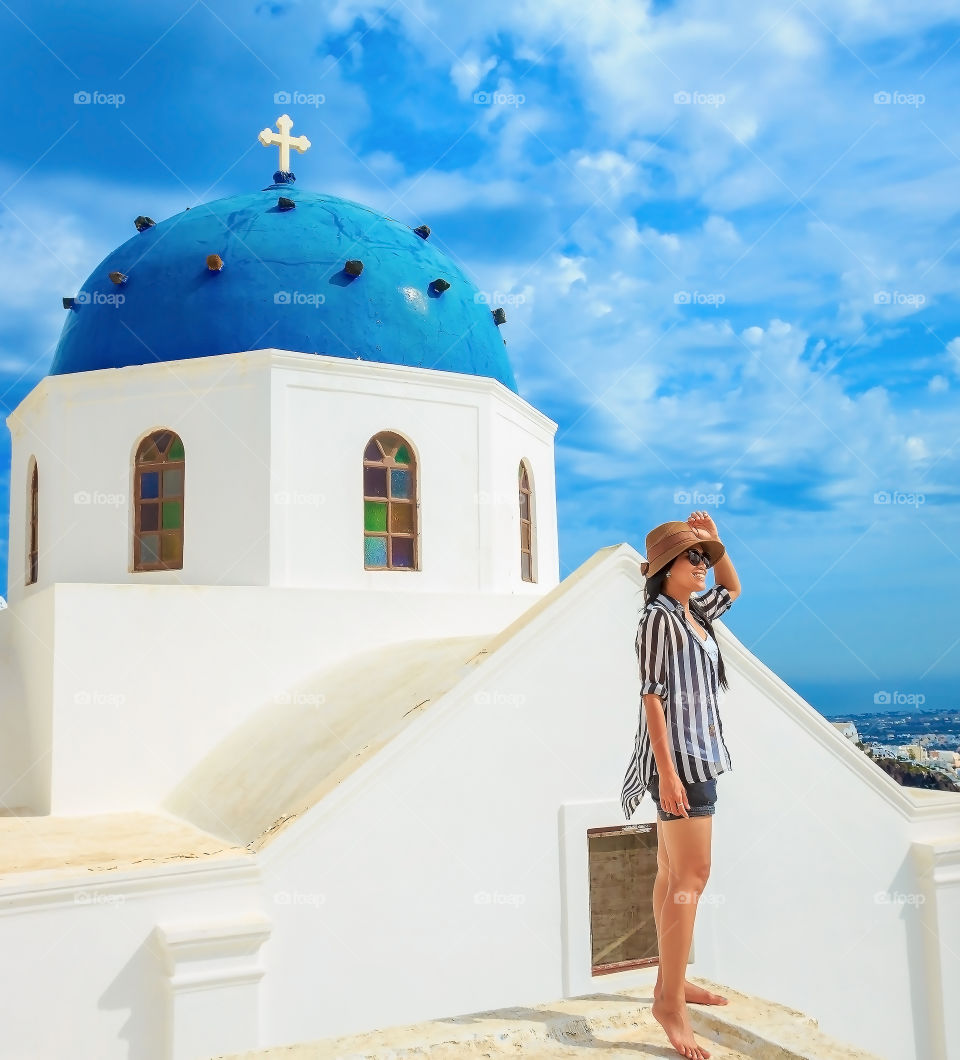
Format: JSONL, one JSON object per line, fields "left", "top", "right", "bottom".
{"left": 362, "top": 431, "right": 419, "bottom": 571}
{"left": 133, "top": 429, "right": 185, "bottom": 572}
{"left": 26, "top": 458, "right": 38, "bottom": 586}
{"left": 519, "top": 459, "right": 536, "bottom": 583}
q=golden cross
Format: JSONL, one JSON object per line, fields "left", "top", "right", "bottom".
{"left": 258, "top": 114, "right": 311, "bottom": 173}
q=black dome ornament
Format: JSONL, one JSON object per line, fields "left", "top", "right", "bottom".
{"left": 258, "top": 114, "right": 311, "bottom": 185}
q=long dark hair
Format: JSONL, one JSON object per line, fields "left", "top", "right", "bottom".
{"left": 640, "top": 555, "right": 729, "bottom": 692}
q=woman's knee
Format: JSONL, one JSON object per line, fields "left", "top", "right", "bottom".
{"left": 667, "top": 864, "right": 710, "bottom": 892}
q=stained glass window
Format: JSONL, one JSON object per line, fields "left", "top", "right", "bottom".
{"left": 26, "top": 460, "right": 38, "bottom": 585}
{"left": 134, "top": 430, "right": 185, "bottom": 571}
{"left": 363, "top": 432, "right": 418, "bottom": 570}
{"left": 519, "top": 461, "right": 535, "bottom": 583}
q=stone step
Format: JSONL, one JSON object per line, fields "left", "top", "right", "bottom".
{"left": 217, "top": 977, "right": 883, "bottom": 1059}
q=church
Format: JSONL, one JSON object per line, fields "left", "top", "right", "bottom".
{"left": 0, "top": 117, "right": 957, "bottom": 1060}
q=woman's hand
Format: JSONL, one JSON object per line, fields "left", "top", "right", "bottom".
{"left": 659, "top": 771, "right": 690, "bottom": 818}
{"left": 687, "top": 510, "right": 718, "bottom": 540}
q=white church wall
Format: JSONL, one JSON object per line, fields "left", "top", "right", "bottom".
{"left": 484, "top": 405, "right": 559, "bottom": 589}
{"left": 0, "top": 546, "right": 957, "bottom": 1058}
{"left": 4, "top": 352, "right": 273, "bottom": 604}
{"left": 249, "top": 550, "right": 650, "bottom": 1046}
{"left": 5, "top": 349, "right": 558, "bottom": 606}
{"left": 248, "top": 546, "right": 960, "bottom": 1058}
{"left": 0, "top": 859, "right": 266, "bottom": 1060}
{"left": 35, "top": 582, "right": 534, "bottom": 815}
{"left": 2, "top": 347, "right": 559, "bottom": 814}
{"left": 5, "top": 377, "right": 54, "bottom": 604}
{"left": 0, "top": 585, "right": 55, "bottom": 813}
{"left": 268, "top": 352, "right": 558, "bottom": 592}
{"left": 693, "top": 626, "right": 958, "bottom": 1060}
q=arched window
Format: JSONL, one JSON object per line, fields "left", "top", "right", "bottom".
{"left": 26, "top": 458, "right": 38, "bottom": 585}
{"left": 134, "top": 429, "right": 185, "bottom": 571}
{"left": 519, "top": 460, "right": 535, "bottom": 582}
{"left": 363, "top": 432, "right": 418, "bottom": 570}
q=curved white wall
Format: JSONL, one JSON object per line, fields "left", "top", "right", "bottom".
{"left": 4, "top": 349, "right": 559, "bottom": 602}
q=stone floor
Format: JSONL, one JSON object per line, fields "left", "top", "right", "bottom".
{"left": 217, "top": 977, "right": 885, "bottom": 1059}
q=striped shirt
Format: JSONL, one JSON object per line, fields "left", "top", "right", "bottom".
{"left": 620, "top": 585, "right": 735, "bottom": 821}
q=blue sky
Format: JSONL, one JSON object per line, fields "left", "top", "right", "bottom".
{"left": 1, "top": 0, "right": 958, "bottom": 716}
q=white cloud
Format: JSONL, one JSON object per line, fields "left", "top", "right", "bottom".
{"left": 768, "top": 14, "right": 823, "bottom": 59}
{"left": 552, "top": 253, "right": 588, "bottom": 295}
{"left": 362, "top": 151, "right": 406, "bottom": 181}
{"left": 946, "top": 337, "right": 960, "bottom": 375}
{"left": 328, "top": 169, "right": 526, "bottom": 222}
{"left": 450, "top": 51, "right": 498, "bottom": 99}
{"left": 905, "top": 435, "right": 929, "bottom": 460}
{"left": 702, "top": 214, "right": 741, "bottom": 245}
{"left": 574, "top": 149, "right": 646, "bottom": 202}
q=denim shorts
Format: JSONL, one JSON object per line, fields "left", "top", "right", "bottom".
{"left": 648, "top": 771, "right": 718, "bottom": 821}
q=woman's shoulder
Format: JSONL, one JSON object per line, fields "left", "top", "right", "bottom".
{"left": 637, "top": 597, "right": 673, "bottom": 635}
{"left": 643, "top": 593, "right": 679, "bottom": 618}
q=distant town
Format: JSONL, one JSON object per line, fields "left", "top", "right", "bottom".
{"left": 824, "top": 707, "right": 960, "bottom": 791}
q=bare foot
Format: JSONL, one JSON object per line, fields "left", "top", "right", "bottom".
{"left": 654, "top": 975, "right": 728, "bottom": 1005}
{"left": 652, "top": 996, "right": 711, "bottom": 1059}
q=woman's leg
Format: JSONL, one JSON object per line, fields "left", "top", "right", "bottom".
{"left": 653, "top": 820, "right": 728, "bottom": 1006}
{"left": 653, "top": 819, "right": 670, "bottom": 962}
{"left": 651, "top": 815, "right": 713, "bottom": 1060}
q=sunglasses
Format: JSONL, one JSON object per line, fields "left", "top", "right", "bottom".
{"left": 683, "top": 548, "right": 712, "bottom": 568}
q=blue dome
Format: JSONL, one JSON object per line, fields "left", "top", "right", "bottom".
{"left": 50, "top": 183, "right": 518, "bottom": 393}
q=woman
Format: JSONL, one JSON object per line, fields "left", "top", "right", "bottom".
{"left": 620, "top": 512, "right": 741, "bottom": 1060}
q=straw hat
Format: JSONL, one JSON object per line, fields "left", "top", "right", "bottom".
{"left": 640, "top": 520, "right": 725, "bottom": 577}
